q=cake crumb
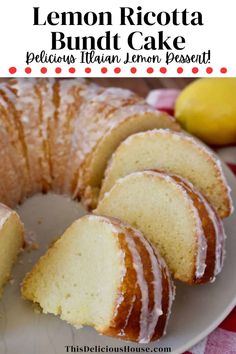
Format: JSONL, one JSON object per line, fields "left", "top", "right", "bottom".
{"left": 9, "top": 279, "right": 15, "bottom": 285}
{"left": 24, "top": 229, "right": 39, "bottom": 252}
{"left": 33, "top": 303, "right": 42, "bottom": 314}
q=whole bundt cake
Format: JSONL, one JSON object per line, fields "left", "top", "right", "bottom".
{"left": 21, "top": 215, "right": 174, "bottom": 343}
{"left": 0, "top": 78, "right": 232, "bottom": 344}
{"left": 96, "top": 171, "right": 226, "bottom": 284}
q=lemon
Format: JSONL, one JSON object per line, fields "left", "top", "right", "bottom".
{"left": 175, "top": 78, "right": 236, "bottom": 145}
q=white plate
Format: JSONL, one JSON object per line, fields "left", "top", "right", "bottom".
{"left": 0, "top": 165, "right": 235, "bottom": 354}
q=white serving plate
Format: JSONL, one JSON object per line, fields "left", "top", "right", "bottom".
{"left": 0, "top": 165, "right": 235, "bottom": 354}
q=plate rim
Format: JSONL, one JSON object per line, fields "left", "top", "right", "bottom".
{"left": 173, "top": 299, "right": 236, "bottom": 354}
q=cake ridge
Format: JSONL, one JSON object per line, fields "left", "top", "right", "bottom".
{"left": 0, "top": 79, "right": 232, "bottom": 344}
{"left": 1, "top": 83, "right": 32, "bottom": 197}
{"left": 139, "top": 170, "right": 208, "bottom": 281}
{"left": 127, "top": 225, "right": 165, "bottom": 342}
{"left": 0, "top": 86, "right": 29, "bottom": 201}
{"left": 96, "top": 170, "right": 227, "bottom": 284}
{"left": 0, "top": 79, "right": 179, "bottom": 209}
{"left": 21, "top": 214, "right": 173, "bottom": 343}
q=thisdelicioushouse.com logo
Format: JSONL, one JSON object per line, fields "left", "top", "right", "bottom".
{"left": 26, "top": 6, "right": 210, "bottom": 65}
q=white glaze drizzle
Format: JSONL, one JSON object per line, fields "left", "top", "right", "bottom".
{"left": 195, "top": 189, "right": 226, "bottom": 276}
{"left": 13, "top": 79, "right": 44, "bottom": 194}
{"left": 93, "top": 215, "right": 167, "bottom": 343}
{"left": 0, "top": 83, "right": 31, "bottom": 201}
{"left": 178, "top": 186, "right": 207, "bottom": 279}
{"left": 169, "top": 175, "right": 208, "bottom": 279}
{"left": 162, "top": 255, "right": 175, "bottom": 336}
{"left": 119, "top": 294, "right": 136, "bottom": 336}
{"left": 114, "top": 128, "right": 233, "bottom": 217}
{"left": 215, "top": 158, "right": 234, "bottom": 214}
{"left": 108, "top": 216, "right": 171, "bottom": 342}
{"left": 140, "top": 171, "right": 208, "bottom": 279}
{"left": 174, "top": 174, "right": 226, "bottom": 278}
{"left": 130, "top": 228, "right": 164, "bottom": 343}
{"left": 72, "top": 103, "right": 157, "bottom": 199}
{"left": 123, "top": 232, "right": 149, "bottom": 342}
{"left": 0, "top": 203, "right": 12, "bottom": 228}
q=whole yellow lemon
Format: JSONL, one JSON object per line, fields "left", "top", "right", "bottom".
{"left": 175, "top": 78, "right": 236, "bottom": 145}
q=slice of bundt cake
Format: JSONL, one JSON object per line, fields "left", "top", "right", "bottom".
{"left": 96, "top": 171, "right": 226, "bottom": 284}
{"left": 99, "top": 129, "right": 233, "bottom": 218}
{"left": 21, "top": 215, "right": 174, "bottom": 343}
{"left": 0, "top": 204, "right": 24, "bottom": 297}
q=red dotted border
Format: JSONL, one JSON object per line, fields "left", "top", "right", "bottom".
{"left": 8, "top": 66, "right": 228, "bottom": 75}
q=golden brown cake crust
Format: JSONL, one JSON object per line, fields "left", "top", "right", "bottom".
{"left": 166, "top": 174, "right": 225, "bottom": 284}
{"left": 0, "top": 79, "right": 179, "bottom": 210}
{"left": 96, "top": 170, "right": 227, "bottom": 285}
{"left": 0, "top": 203, "right": 24, "bottom": 296}
{"left": 21, "top": 215, "right": 173, "bottom": 343}
{"left": 101, "top": 217, "right": 173, "bottom": 343}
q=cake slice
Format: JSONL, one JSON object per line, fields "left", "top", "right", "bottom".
{"left": 0, "top": 204, "right": 24, "bottom": 297}
{"left": 96, "top": 171, "right": 226, "bottom": 284}
{"left": 21, "top": 215, "right": 173, "bottom": 343}
{"left": 99, "top": 129, "right": 233, "bottom": 219}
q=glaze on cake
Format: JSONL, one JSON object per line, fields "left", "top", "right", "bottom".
{"left": 0, "top": 78, "right": 178, "bottom": 301}
{"left": 0, "top": 79, "right": 232, "bottom": 343}
{"left": 21, "top": 215, "right": 174, "bottom": 343}
{"left": 0, "top": 79, "right": 179, "bottom": 209}
{"left": 96, "top": 171, "right": 226, "bottom": 284}
{"left": 99, "top": 129, "right": 233, "bottom": 218}
{"left": 0, "top": 203, "right": 24, "bottom": 297}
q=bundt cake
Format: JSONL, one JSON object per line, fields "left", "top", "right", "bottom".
{"left": 21, "top": 215, "right": 174, "bottom": 343}
{"left": 0, "top": 78, "right": 179, "bottom": 298}
{"left": 0, "top": 79, "right": 179, "bottom": 209}
{"left": 96, "top": 171, "right": 226, "bottom": 284}
{"left": 0, "top": 203, "right": 24, "bottom": 297}
{"left": 0, "top": 78, "right": 232, "bottom": 343}
{"left": 99, "top": 129, "right": 233, "bottom": 218}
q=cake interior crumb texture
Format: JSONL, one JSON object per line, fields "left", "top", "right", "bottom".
{"left": 99, "top": 129, "right": 232, "bottom": 218}
{"left": 96, "top": 172, "right": 199, "bottom": 283}
{"left": 21, "top": 216, "right": 124, "bottom": 331}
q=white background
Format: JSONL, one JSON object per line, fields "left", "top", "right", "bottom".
{"left": 0, "top": 0, "right": 235, "bottom": 77}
